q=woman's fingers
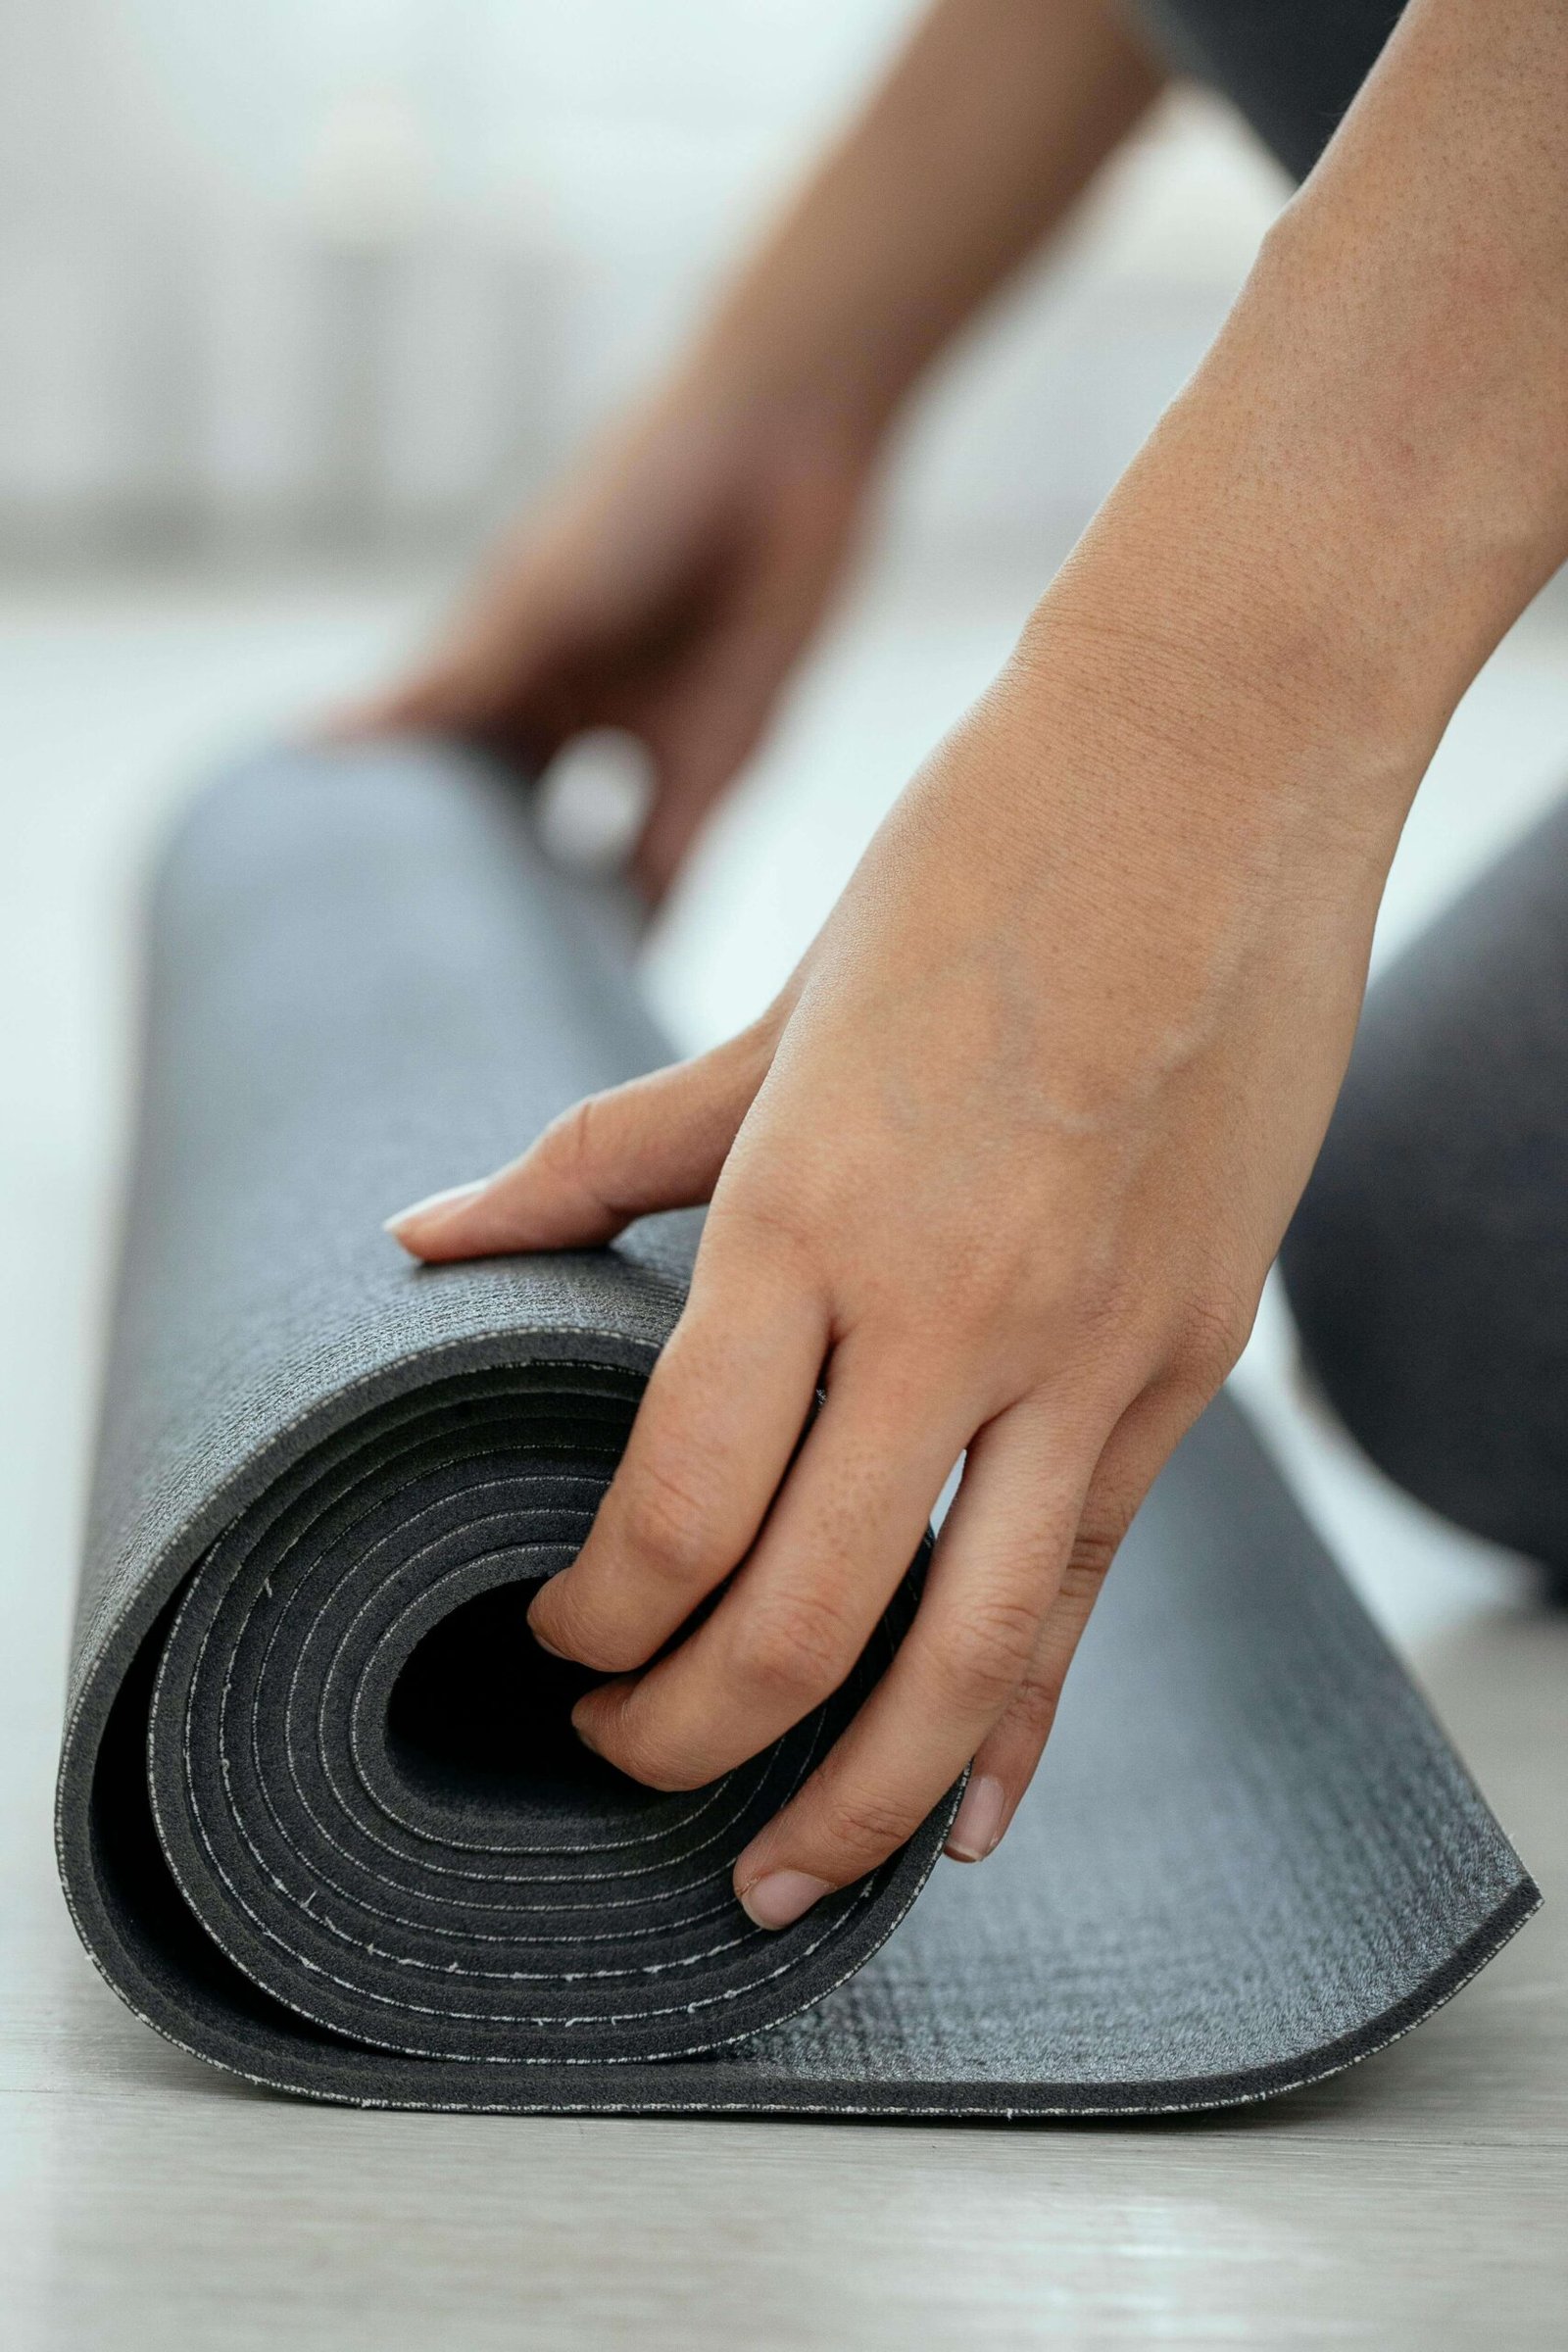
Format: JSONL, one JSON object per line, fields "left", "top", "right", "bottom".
{"left": 320, "top": 586, "right": 566, "bottom": 754}
{"left": 631, "top": 489, "right": 861, "bottom": 896}
{"left": 948, "top": 1378, "right": 1214, "bottom": 1862}
{"left": 321, "top": 664, "right": 466, "bottom": 747}
{"left": 567, "top": 1337, "right": 972, "bottom": 1787}
{"left": 383, "top": 1025, "right": 772, "bottom": 1260}
{"left": 525, "top": 1246, "right": 832, "bottom": 1677}
{"left": 728, "top": 1393, "right": 1102, "bottom": 1927}
{"left": 941, "top": 1567, "right": 1102, "bottom": 1865}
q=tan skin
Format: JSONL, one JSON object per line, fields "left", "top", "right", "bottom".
{"left": 368, "top": 0, "right": 1568, "bottom": 1930}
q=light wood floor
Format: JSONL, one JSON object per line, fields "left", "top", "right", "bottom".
{"left": 5, "top": 1612, "right": 1562, "bottom": 2351}
{"left": 2, "top": 569, "right": 1566, "bottom": 2348}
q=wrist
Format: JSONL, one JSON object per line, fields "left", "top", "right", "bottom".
{"left": 1045, "top": 201, "right": 1568, "bottom": 820}
{"left": 1025, "top": 128, "right": 1568, "bottom": 848}
{"left": 1022, "top": 358, "right": 1459, "bottom": 867}
{"left": 886, "top": 570, "right": 1398, "bottom": 1140}
{"left": 687, "top": 289, "right": 910, "bottom": 466}
{"left": 1016, "top": 530, "right": 1421, "bottom": 891}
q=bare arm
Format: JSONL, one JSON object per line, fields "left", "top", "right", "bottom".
{"left": 699, "top": 0, "right": 1168, "bottom": 434}
{"left": 1058, "top": 0, "right": 1568, "bottom": 817}
{"left": 359, "top": 0, "right": 1166, "bottom": 892}
{"left": 391, "top": 0, "right": 1568, "bottom": 1921}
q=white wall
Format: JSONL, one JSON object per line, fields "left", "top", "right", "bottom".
{"left": 0, "top": 1, "right": 1288, "bottom": 561}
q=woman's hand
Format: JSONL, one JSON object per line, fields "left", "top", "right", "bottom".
{"left": 381, "top": 0, "right": 1568, "bottom": 1930}
{"left": 342, "top": 368, "right": 877, "bottom": 899}
{"left": 340, "top": 0, "right": 1166, "bottom": 899}
{"left": 385, "top": 559, "right": 1408, "bottom": 1930}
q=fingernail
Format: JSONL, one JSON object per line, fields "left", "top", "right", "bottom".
{"left": 738, "top": 1871, "right": 833, "bottom": 1932}
{"left": 383, "top": 1179, "right": 486, "bottom": 1237}
{"left": 944, "top": 1773, "right": 1007, "bottom": 1863}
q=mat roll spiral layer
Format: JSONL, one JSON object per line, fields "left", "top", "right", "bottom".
{"left": 58, "top": 743, "right": 1538, "bottom": 2116}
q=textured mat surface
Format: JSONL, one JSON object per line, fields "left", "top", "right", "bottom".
{"left": 57, "top": 743, "right": 1539, "bottom": 2115}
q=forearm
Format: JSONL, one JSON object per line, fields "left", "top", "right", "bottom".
{"left": 1034, "top": 0, "right": 1568, "bottom": 842}
{"left": 694, "top": 0, "right": 1166, "bottom": 437}
{"left": 385, "top": 1, "right": 1568, "bottom": 1896}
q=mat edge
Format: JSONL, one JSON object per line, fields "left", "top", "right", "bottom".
{"left": 68, "top": 1871, "right": 1540, "bottom": 2124}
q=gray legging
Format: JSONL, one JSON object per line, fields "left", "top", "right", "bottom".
{"left": 1282, "top": 795, "right": 1568, "bottom": 1590}
{"left": 1132, "top": 0, "right": 1406, "bottom": 183}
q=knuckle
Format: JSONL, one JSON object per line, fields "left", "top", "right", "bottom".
{"left": 539, "top": 1092, "right": 603, "bottom": 1183}
{"left": 616, "top": 1448, "right": 722, "bottom": 1587}
{"left": 733, "top": 1587, "right": 858, "bottom": 1705}
{"left": 1040, "top": 1519, "right": 1126, "bottom": 1641}
{"left": 1063, "top": 1521, "right": 1122, "bottom": 1592}
{"left": 815, "top": 1785, "right": 920, "bottom": 1865}
{"left": 933, "top": 1594, "right": 1040, "bottom": 1713}
{"left": 531, "top": 1582, "right": 631, "bottom": 1675}
{"left": 597, "top": 1708, "right": 710, "bottom": 1794}
{"left": 1006, "top": 1660, "right": 1064, "bottom": 1744}
{"left": 537, "top": 1085, "right": 641, "bottom": 1215}
{"left": 713, "top": 1175, "right": 820, "bottom": 1266}
{"left": 1173, "top": 1289, "right": 1253, "bottom": 1392}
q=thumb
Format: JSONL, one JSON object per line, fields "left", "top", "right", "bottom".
{"left": 383, "top": 1022, "right": 774, "bottom": 1262}
{"left": 320, "top": 568, "right": 581, "bottom": 756}
{"left": 318, "top": 667, "right": 465, "bottom": 745}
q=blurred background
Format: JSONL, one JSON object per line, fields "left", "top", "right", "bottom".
{"left": 2, "top": 1, "right": 1284, "bottom": 564}
{"left": 6, "top": 0, "right": 1567, "bottom": 1722}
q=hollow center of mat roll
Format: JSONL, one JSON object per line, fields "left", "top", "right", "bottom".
{"left": 385, "top": 1583, "right": 638, "bottom": 1818}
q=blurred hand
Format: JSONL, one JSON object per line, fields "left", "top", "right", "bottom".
{"left": 334, "top": 0, "right": 1166, "bottom": 900}
{"left": 343, "top": 368, "right": 878, "bottom": 898}
{"left": 384, "top": 577, "right": 1403, "bottom": 1930}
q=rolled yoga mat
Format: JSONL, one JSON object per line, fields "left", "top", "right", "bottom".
{"left": 1283, "top": 790, "right": 1568, "bottom": 1591}
{"left": 57, "top": 743, "right": 1539, "bottom": 2116}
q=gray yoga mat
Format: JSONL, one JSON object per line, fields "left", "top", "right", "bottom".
{"left": 57, "top": 742, "right": 1538, "bottom": 2115}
